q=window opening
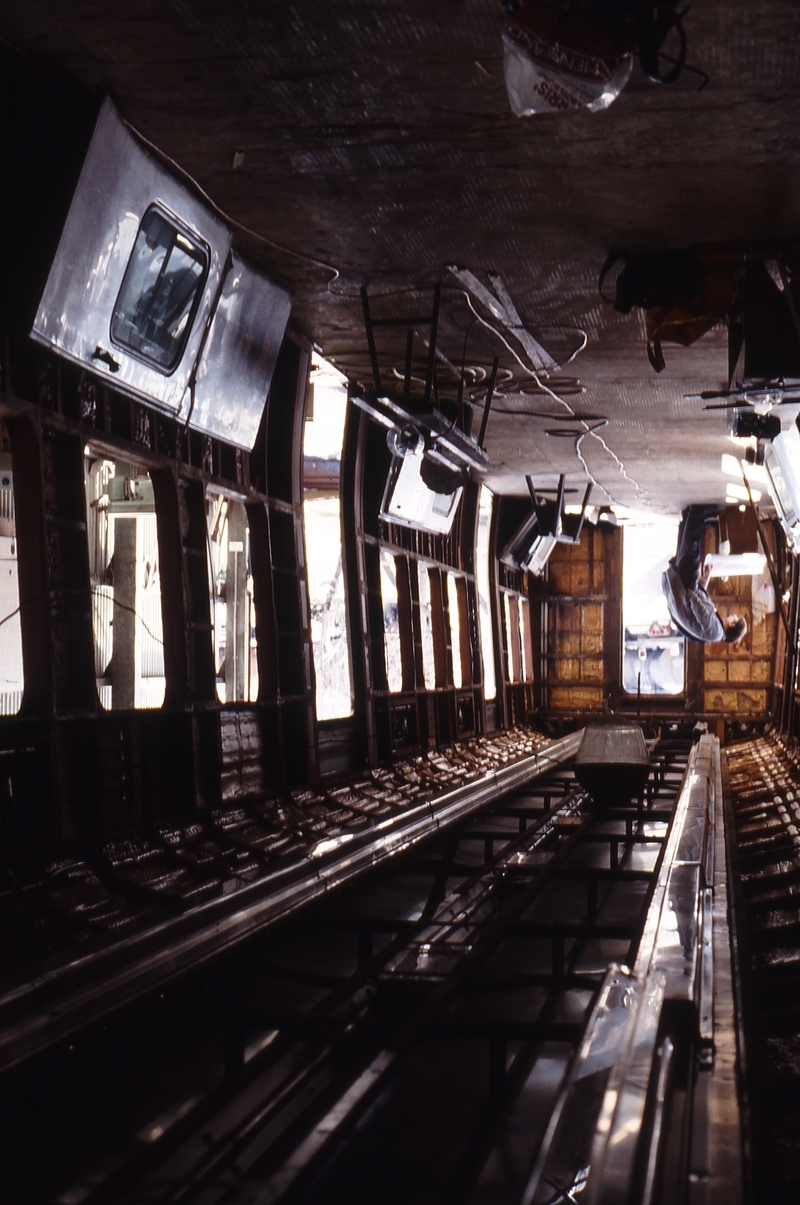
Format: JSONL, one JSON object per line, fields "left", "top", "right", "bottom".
{"left": 519, "top": 596, "right": 534, "bottom": 682}
{"left": 207, "top": 492, "right": 258, "bottom": 703}
{"left": 417, "top": 563, "right": 437, "bottom": 690}
{"left": 477, "top": 487, "right": 496, "bottom": 700}
{"left": 84, "top": 451, "right": 164, "bottom": 708}
{"left": 0, "top": 438, "right": 22, "bottom": 715}
{"left": 380, "top": 548, "right": 403, "bottom": 693}
{"left": 504, "top": 593, "right": 517, "bottom": 683}
{"left": 303, "top": 354, "right": 353, "bottom": 720}
{"left": 447, "top": 572, "right": 463, "bottom": 689}
{"left": 111, "top": 206, "right": 208, "bottom": 372}
{"left": 622, "top": 521, "right": 684, "bottom": 695}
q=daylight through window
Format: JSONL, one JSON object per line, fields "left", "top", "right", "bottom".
{"left": 417, "top": 563, "right": 437, "bottom": 690}
{"left": 303, "top": 355, "right": 354, "bottom": 719}
{"left": 622, "top": 521, "right": 685, "bottom": 696}
{"left": 447, "top": 572, "right": 463, "bottom": 689}
{"left": 476, "top": 487, "right": 496, "bottom": 700}
{"left": 0, "top": 436, "right": 22, "bottom": 715}
{"left": 380, "top": 548, "right": 403, "bottom": 693}
{"left": 85, "top": 450, "right": 165, "bottom": 709}
{"left": 111, "top": 206, "right": 208, "bottom": 371}
{"left": 208, "top": 493, "right": 258, "bottom": 704}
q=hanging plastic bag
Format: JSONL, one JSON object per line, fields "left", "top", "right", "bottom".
{"left": 502, "top": 3, "right": 634, "bottom": 116}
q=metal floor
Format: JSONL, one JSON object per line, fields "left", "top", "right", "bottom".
{"left": 0, "top": 733, "right": 745, "bottom": 1205}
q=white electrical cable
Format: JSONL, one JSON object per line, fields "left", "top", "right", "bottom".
{"left": 130, "top": 114, "right": 633, "bottom": 502}
{"left": 125, "top": 118, "right": 344, "bottom": 292}
{"left": 460, "top": 292, "right": 648, "bottom": 507}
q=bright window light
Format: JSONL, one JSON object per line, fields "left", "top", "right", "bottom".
{"left": 447, "top": 573, "right": 463, "bottom": 689}
{"left": 207, "top": 493, "right": 258, "bottom": 704}
{"left": 476, "top": 486, "right": 496, "bottom": 700}
{"left": 622, "top": 522, "right": 684, "bottom": 696}
{"left": 503, "top": 593, "right": 517, "bottom": 683}
{"left": 84, "top": 452, "right": 165, "bottom": 709}
{"left": 720, "top": 452, "right": 769, "bottom": 485}
{"left": 725, "top": 482, "right": 761, "bottom": 503}
{"left": 380, "top": 548, "right": 403, "bottom": 693}
{"left": 417, "top": 563, "right": 437, "bottom": 690}
{"left": 304, "top": 354, "right": 354, "bottom": 720}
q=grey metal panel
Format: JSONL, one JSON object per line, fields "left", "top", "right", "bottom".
{"left": 31, "top": 98, "right": 292, "bottom": 449}
{"left": 31, "top": 97, "right": 230, "bottom": 418}
{"left": 193, "top": 253, "right": 292, "bottom": 448}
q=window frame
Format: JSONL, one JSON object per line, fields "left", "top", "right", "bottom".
{"left": 110, "top": 202, "right": 210, "bottom": 376}
{"left": 620, "top": 522, "right": 686, "bottom": 699}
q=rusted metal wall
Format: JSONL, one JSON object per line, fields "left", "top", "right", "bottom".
{"left": 544, "top": 526, "right": 615, "bottom": 714}
{"left": 700, "top": 513, "right": 777, "bottom": 720}
{"left": 539, "top": 509, "right": 779, "bottom": 727}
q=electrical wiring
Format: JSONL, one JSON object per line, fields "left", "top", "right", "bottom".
{"left": 0, "top": 605, "right": 19, "bottom": 630}
{"left": 90, "top": 588, "right": 164, "bottom": 647}
{"left": 124, "top": 117, "right": 636, "bottom": 503}
{"left": 536, "top": 325, "right": 589, "bottom": 366}
{"left": 460, "top": 291, "right": 649, "bottom": 507}
{"left": 0, "top": 591, "right": 163, "bottom": 646}
{"left": 489, "top": 409, "right": 599, "bottom": 419}
{"left": 125, "top": 119, "right": 344, "bottom": 293}
{"left": 483, "top": 375, "right": 585, "bottom": 397}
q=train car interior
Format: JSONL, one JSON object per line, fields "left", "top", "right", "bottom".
{"left": 3, "top": 4, "right": 800, "bottom": 1202}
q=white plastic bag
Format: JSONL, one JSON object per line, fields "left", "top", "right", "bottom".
{"left": 503, "top": 5, "right": 633, "bottom": 116}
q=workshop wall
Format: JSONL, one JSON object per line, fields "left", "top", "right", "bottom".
{"left": 544, "top": 526, "right": 618, "bottom": 713}
{"left": 702, "top": 511, "right": 777, "bottom": 718}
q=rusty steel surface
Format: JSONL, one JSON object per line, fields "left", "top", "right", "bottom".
{"left": 5, "top": 2, "right": 800, "bottom": 507}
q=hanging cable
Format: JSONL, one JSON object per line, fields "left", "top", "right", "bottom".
{"left": 460, "top": 291, "right": 649, "bottom": 506}
{"left": 125, "top": 119, "right": 343, "bottom": 293}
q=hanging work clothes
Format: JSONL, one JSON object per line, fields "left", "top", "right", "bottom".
{"left": 662, "top": 563, "right": 725, "bottom": 643}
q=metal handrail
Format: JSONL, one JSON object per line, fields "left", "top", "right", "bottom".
{"left": 523, "top": 735, "right": 728, "bottom": 1205}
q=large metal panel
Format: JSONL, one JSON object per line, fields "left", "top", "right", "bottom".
{"left": 31, "top": 98, "right": 228, "bottom": 416}
{"left": 192, "top": 252, "right": 292, "bottom": 447}
{"left": 31, "top": 97, "right": 291, "bottom": 449}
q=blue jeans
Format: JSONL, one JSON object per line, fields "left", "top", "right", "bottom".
{"left": 673, "top": 506, "right": 717, "bottom": 592}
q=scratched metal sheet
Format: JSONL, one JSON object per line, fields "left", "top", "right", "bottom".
{"left": 193, "top": 253, "right": 292, "bottom": 448}
{"left": 30, "top": 97, "right": 291, "bottom": 449}
{"left": 31, "top": 97, "right": 231, "bottom": 419}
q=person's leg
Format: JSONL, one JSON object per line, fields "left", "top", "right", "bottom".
{"left": 675, "top": 506, "right": 717, "bottom": 591}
